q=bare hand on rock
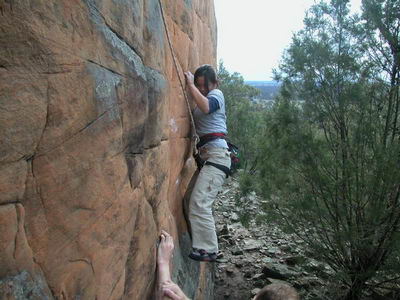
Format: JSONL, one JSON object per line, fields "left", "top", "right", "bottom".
{"left": 157, "top": 230, "right": 174, "bottom": 265}
{"left": 184, "top": 71, "right": 194, "bottom": 85}
{"left": 162, "top": 281, "right": 189, "bottom": 300}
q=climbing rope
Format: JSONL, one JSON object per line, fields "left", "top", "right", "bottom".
{"left": 158, "top": 0, "right": 199, "bottom": 155}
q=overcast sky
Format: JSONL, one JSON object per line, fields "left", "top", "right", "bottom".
{"left": 214, "top": 0, "right": 362, "bottom": 81}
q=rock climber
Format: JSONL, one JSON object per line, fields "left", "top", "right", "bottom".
{"left": 183, "top": 64, "right": 231, "bottom": 262}
{"left": 157, "top": 230, "right": 190, "bottom": 300}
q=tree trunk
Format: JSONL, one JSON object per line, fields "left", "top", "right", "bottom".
{"left": 344, "top": 277, "right": 366, "bottom": 300}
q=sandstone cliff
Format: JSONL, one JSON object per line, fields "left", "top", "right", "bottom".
{"left": 0, "top": 0, "right": 217, "bottom": 299}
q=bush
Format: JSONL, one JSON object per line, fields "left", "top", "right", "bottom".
{"left": 238, "top": 171, "right": 254, "bottom": 196}
{"left": 256, "top": 1, "right": 400, "bottom": 299}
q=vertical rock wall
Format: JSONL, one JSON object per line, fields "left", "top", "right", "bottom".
{"left": 0, "top": 0, "right": 217, "bottom": 299}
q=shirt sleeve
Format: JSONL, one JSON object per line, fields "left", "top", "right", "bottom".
{"left": 207, "top": 96, "right": 220, "bottom": 114}
{"left": 206, "top": 89, "right": 224, "bottom": 114}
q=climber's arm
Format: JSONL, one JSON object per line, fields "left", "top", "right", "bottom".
{"left": 161, "top": 281, "right": 190, "bottom": 300}
{"left": 157, "top": 231, "right": 190, "bottom": 300}
{"left": 158, "top": 261, "right": 172, "bottom": 287}
{"left": 184, "top": 72, "right": 210, "bottom": 114}
{"left": 157, "top": 230, "right": 173, "bottom": 284}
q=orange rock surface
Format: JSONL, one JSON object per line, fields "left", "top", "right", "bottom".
{"left": 0, "top": 0, "right": 217, "bottom": 299}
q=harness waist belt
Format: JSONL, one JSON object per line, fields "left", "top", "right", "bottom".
{"left": 204, "top": 161, "right": 231, "bottom": 178}
{"left": 196, "top": 132, "right": 227, "bottom": 149}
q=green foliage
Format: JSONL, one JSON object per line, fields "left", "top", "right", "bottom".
{"left": 239, "top": 211, "right": 251, "bottom": 228}
{"left": 238, "top": 171, "right": 254, "bottom": 196}
{"left": 256, "top": 0, "right": 400, "bottom": 299}
{"left": 218, "top": 62, "right": 265, "bottom": 171}
{"left": 216, "top": 2, "right": 399, "bottom": 297}
{"left": 255, "top": 213, "right": 271, "bottom": 226}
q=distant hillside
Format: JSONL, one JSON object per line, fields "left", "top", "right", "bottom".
{"left": 245, "top": 81, "right": 281, "bottom": 100}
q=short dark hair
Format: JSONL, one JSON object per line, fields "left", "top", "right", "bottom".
{"left": 194, "top": 64, "right": 218, "bottom": 93}
{"left": 255, "top": 284, "right": 300, "bottom": 300}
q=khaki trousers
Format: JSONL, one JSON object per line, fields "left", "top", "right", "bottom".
{"left": 189, "top": 147, "right": 231, "bottom": 253}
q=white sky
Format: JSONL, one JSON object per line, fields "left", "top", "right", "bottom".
{"left": 214, "top": 0, "right": 362, "bottom": 81}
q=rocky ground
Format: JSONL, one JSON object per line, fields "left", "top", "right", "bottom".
{"left": 213, "top": 176, "right": 333, "bottom": 300}
{"left": 212, "top": 176, "right": 400, "bottom": 300}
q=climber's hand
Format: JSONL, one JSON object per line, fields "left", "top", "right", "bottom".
{"left": 184, "top": 71, "right": 194, "bottom": 85}
{"left": 157, "top": 230, "right": 174, "bottom": 265}
{"left": 162, "top": 281, "right": 189, "bottom": 300}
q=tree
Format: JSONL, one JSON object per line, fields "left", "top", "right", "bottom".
{"left": 258, "top": 0, "right": 400, "bottom": 299}
{"left": 218, "top": 62, "right": 264, "bottom": 172}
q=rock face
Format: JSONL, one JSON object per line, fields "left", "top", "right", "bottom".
{"left": 0, "top": 0, "right": 217, "bottom": 299}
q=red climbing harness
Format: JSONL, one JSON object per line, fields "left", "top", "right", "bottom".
{"left": 196, "top": 132, "right": 227, "bottom": 149}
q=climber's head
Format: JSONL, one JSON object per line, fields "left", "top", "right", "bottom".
{"left": 253, "top": 283, "right": 299, "bottom": 300}
{"left": 194, "top": 64, "right": 218, "bottom": 96}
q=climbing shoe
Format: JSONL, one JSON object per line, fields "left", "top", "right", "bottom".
{"left": 189, "top": 249, "right": 217, "bottom": 262}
